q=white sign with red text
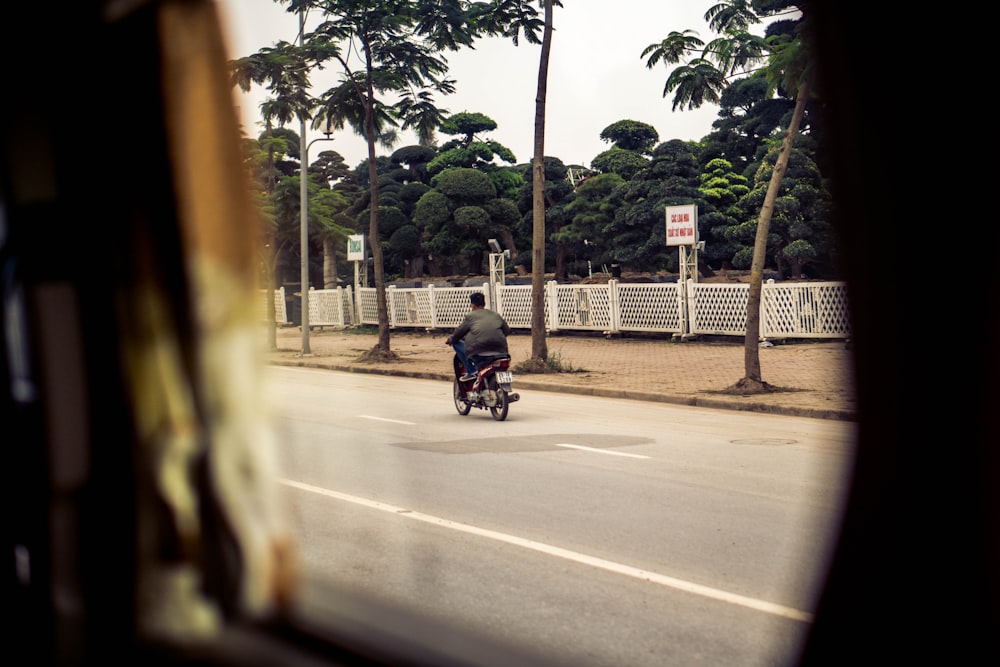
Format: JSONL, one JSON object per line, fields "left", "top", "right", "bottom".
{"left": 665, "top": 205, "right": 697, "bottom": 246}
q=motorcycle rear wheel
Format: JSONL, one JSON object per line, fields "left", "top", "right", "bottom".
{"left": 489, "top": 384, "right": 509, "bottom": 421}
{"left": 453, "top": 379, "right": 471, "bottom": 415}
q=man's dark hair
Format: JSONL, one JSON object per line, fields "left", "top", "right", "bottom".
{"left": 470, "top": 292, "right": 486, "bottom": 307}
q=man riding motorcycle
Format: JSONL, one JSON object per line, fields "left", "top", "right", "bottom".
{"left": 445, "top": 292, "right": 512, "bottom": 382}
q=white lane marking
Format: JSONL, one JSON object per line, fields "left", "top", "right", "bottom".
{"left": 555, "top": 443, "right": 650, "bottom": 459}
{"left": 359, "top": 415, "right": 415, "bottom": 425}
{"left": 280, "top": 479, "right": 812, "bottom": 623}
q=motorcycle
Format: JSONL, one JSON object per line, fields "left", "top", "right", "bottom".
{"left": 452, "top": 353, "right": 520, "bottom": 421}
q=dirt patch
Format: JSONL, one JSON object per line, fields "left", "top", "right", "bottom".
{"left": 356, "top": 345, "right": 401, "bottom": 363}
{"left": 712, "top": 377, "right": 801, "bottom": 396}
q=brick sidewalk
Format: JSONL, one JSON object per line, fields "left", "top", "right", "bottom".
{"left": 264, "top": 326, "right": 856, "bottom": 421}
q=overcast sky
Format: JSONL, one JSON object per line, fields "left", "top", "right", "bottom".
{"left": 215, "top": 0, "right": 737, "bottom": 170}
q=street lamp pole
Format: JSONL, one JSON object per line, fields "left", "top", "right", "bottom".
{"left": 298, "top": 8, "right": 311, "bottom": 355}
{"left": 297, "top": 6, "right": 337, "bottom": 355}
{"left": 299, "top": 127, "right": 334, "bottom": 356}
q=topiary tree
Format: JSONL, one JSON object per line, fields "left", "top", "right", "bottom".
{"left": 432, "top": 167, "right": 497, "bottom": 204}
{"left": 599, "top": 119, "right": 660, "bottom": 154}
{"left": 390, "top": 144, "right": 437, "bottom": 184}
{"left": 697, "top": 157, "right": 751, "bottom": 272}
{"left": 697, "top": 73, "right": 793, "bottom": 175}
{"left": 591, "top": 119, "right": 658, "bottom": 181}
{"left": 385, "top": 224, "right": 424, "bottom": 279}
{"left": 728, "top": 139, "right": 834, "bottom": 279}
{"left": 557, "top": 172, "right": 626, "bottom": 275}
{"left": 415, "top": 167, "right": 518, "bottom": 275}
{"left": 603, "top": 139, "right": 703, "bottom": 272}
{"left": 515, "top": 156, "right": 574, "bottom": 277}
{"left": 590, "top": 146, "right": 651, "bottom": 180}
{"left": 428, "top": 111, "right": 518, "bottom": 175}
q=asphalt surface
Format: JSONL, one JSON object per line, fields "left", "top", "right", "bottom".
{"left": 264, "top": 326, "right": 856, "bottom": 422}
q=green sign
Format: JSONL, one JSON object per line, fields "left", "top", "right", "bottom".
{"left": 347, "top": 234, "right": 365, "bottom": 261}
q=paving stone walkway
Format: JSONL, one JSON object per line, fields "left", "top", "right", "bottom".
{"left": 264, "top": 326, "right": 856, "bottom": 421}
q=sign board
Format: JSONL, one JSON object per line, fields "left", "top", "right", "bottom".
{"left": 347, "top": 234, "right": 365, "bottom": 261}
{"left": 665, "top": 205, "right": 697, "bottom": 246}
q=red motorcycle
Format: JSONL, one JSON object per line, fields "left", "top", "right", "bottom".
{"left": 452, "top": 353, "right": 520, "bottom": 421}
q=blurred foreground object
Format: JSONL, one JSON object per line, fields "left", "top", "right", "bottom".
{"left": 2, "top": 1, "right": 296, "bottom": 663}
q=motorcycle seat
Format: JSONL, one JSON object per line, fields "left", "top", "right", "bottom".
{"left": 476, "top": 352, "right": 510, "bottom": 362}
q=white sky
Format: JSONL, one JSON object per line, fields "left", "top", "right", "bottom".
{"left": 214, "top": 0, "right": 732, "bottom": 170}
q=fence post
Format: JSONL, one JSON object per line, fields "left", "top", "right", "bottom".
{"left": 494, "top": 283, "right": 505, "bottom": 319}
{"left": 682, "top": 279, "right": 695, "bottom": 339}
{"left": 546, "top": 280, "right": 559, "bottom": 332}
{"left": 387, "top": 285, "right": 397, "bottom": 328}
{"left": 759, "top": 279, "right": 773, "bottom": 341}
{"left": 332, "top": 287, "right": 340, "bottom": 326}
{"left": 608, "top": 279, "right": 620, "bottom": 334}
{"left": 343, "top": 286, "right": 354, "bottom": 326}
{"left": 307, "top": 285, "right": 316, "bottom": 329}
{"left": 428, "top": 284, "right": 437, "bottom": 330}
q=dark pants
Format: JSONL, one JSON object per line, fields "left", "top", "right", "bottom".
{"left": 451, "top": 340, "right": 476, "bottom": 375}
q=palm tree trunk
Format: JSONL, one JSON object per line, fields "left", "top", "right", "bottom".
{"left": 364, "top": 73, "right": 390, "bottom": 354}
{"left": 530, "top": 0, "right": 553, "bottom": 362}
{"left": 743, "top": 78, "right": 810, "bottom": 383}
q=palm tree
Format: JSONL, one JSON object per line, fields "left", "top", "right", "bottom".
{"left": 240, "top": 1, "right": 550, "bottom": 359}
{"left": 737, "top": 24, "right": 812, "bottom": 391}
{"left": 303, "top": 0, "right": 470, "bottom": 360}
{"left": 528, "top": 0, "right": 555, "bottom": 365}
{"left": 704, "top": 0, "right": 758, "bottom": 33}
{"left": 641, "top": 29, "right": 704, "bottom": 70}
{"left": 464, "top": 0, "right": 553, "bottom": 361}
{"left": 646, "top": 0, "right": 811, "bottom": 393}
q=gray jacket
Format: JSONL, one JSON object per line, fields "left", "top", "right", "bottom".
{"left": 447, "top": 308, "right": 511, "bottom": 357}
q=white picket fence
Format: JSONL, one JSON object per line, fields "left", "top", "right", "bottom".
{"left": 261, "top": 279, "right": 850, "bottom": 341}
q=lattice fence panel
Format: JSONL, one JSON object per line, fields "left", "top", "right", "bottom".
{"left": 259, "top": 287, "right": 287, "bottom": 324}
{"left": 762, "top": 282, "right": 851, "bottom": 338}
{"left": 616, "top": 283, "right": 682, "bottom": 333}
{"left": 309, "top": 288, "right": 351, "bottom": 327}
{"left": 553, "top": 284, "right": 612, "bottom": 331}
{"left": 431, "top": 286, "right": 485, "bottom": 328}
{"left": 308, "top": 281, "right": 848, "bottom": 340}
{"left": 690, "top": 283, "right": 748, "bottom": 336}
{"left": 356, "top": 287, "right": 379, "bottom": 325}
{"left": 496, "top": 284, "right": 535, "bottom": 329}
{"left": 388, "top": 287, "right": 434, "bottom": 328}
{"left": 341, "top": 287, "right": 356, "bottom": 325}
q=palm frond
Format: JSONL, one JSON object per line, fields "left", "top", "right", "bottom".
{"left": 642, "top": 30, "right": 704, "bottom": 69}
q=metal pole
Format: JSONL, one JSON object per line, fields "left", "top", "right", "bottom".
{"left": 299, "top": 132, "right": 335, "bottom": 354}
{"left": 299, "top": 8, "right": 310, "bottom": 355}
{"left": 299, "top": 119, "right": 310, "bottom": 354}
{"left": 297, "top": 8, "right": 335, "bottom": 354}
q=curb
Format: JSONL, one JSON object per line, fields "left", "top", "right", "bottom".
{"left": 267, "top": 360, "right": 856, "bottom": 422}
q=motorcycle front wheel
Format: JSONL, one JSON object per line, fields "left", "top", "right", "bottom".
{"left": 489, "top": 382, "right": 509, "bottom": 421}
{"left": 453, "top": 379, "right": 471, "bottom": 415}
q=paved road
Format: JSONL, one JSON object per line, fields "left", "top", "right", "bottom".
{"left": 271, "top": 366, "right": 854, "bottom": 666}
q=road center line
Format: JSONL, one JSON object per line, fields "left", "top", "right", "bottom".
{"left": 554, "top": 443, "right": 650, "bottom": 459}
{"left": 358, "top": 415, "right": 415, "bottom": 425}
{"left": 280, "top": 478, "right": 812, "bottom": 623}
